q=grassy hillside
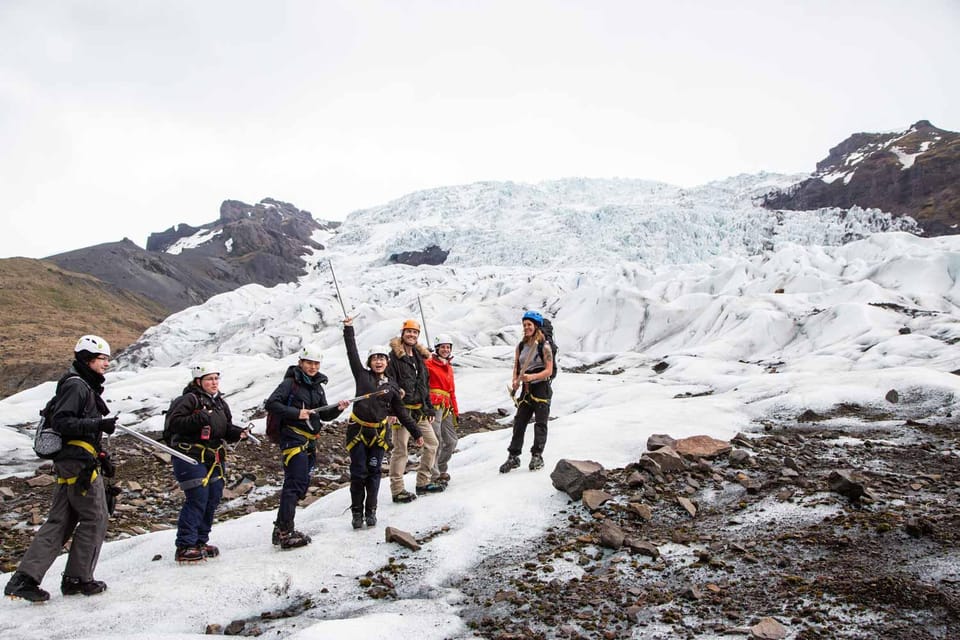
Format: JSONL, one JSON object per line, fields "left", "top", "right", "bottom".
{"left": 0, "top": 258, "right": 167, "bottom": 399}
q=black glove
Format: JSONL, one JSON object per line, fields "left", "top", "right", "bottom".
{"left": 99, "top": 452, "right": 117, "bottom": 478}
{"left": 99, "top": 416, "right": 118, "bottom": 435}
{"left": 105, "top": 485, "right": 121, "bottom": 516}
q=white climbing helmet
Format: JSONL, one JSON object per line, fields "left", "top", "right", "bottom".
{"left": 74, "top": 335, "right": 111, "bottom": 357}
{"left": 298, "top": 343, "right": 324, "bottom": 364}
{"left": 191, "top": 362, "right": 220, "bottom": 380}
{"left": 433, "top": 334, "right": 454, "bottom": 349}
{"left": 366, "top": 345, "right": 390, "bottom": 366}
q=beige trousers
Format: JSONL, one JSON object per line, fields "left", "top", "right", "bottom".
{"left": 389, "top": 418, "right": 438, "bottom": 495}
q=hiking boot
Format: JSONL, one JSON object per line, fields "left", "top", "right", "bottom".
{"left": 529, "top": 454, "right": 544, "bottom": 471}
{"left": 392, "top": 490, "right": 417, "bottom": 503}
{"left": 4, "top": 572, "right": 50, "bottom": 602}
{"left": 365, "top": 509, "right": 377, "bottom": 527}
{"left": 499, "top": 455, "right": 520, "bottom": 473}
{"left": 352, "top": 512, "right": 364, "bottom": 530}
{"left": 175, "top": 546, "right": 205, "bottom": 563}
{"left": 416, "top": 482, "right": 445, "bottom": 495}
{"left": 61, "top": 576, "right": 107, "bottom": 596}
{"left": 200, "top": 544, "right": 219, "bottom": 558}
{"left": 437, "top": 472, "right": 451, "bottom": 485}
{"left": 277, "top": 529, "right": 311, "bottom": 549}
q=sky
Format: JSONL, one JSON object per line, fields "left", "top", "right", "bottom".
{"left": 3, "top": 190, "right": 960, "bottom": 636}
{"left": 1, "top": 0, "right": 958, "bottom": 259}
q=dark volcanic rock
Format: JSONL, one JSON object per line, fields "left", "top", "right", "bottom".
{"left": 763, "top": 120, "right": 959, "bottom": 236}
{"left": 388, "top": 244, "right": 449, "bottom": 266}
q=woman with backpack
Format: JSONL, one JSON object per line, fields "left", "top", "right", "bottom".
{"left": 166, "top": 363, "right": 247, "bottom": 562}
{"left": 265, "top": 345, "right": 349, "bottom": 549}
{"left": 342, "top": 317, "right": 423, "bottom": 529}
{"left": 500, "top": 310, "right": 554, "bottom": 474}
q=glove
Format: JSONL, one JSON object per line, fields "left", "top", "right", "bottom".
{"left": 99, "top": 452, "right": 117, "bottom": 478}
{"left": 99, "top": 416, "right": 118, "bottom": 435}
{"left": 105, "top": 485, "right": 121, "bottom": 516}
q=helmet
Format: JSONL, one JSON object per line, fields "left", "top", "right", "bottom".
{"left": 366, "top": 345, "right": 390, "bottom": 366}
{"left": 522, "top": 310, "right": 544, "bottom": 326}
{"left": 434, "top": 334, "right": 454, "bottom": 349}
{"left": 401, "top": 319, "right": 421, "bottom": 333}
{"left": 74, "top": 335, "right": 111, "bottom": 357}
{"left": 191, "top": 362, "right": 220, "bottom": 380}
{"left": 298, "top": 343, "right": 323, "bottom": 364}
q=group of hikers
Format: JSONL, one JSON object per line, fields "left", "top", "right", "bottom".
{"left": 3, "top": 310, "right": 555, "bottom": 603}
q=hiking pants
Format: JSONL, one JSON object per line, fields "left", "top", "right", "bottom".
{"left": 348, "top": 439, "right": 385, "bottom": 515}
{"left": 173, "top": 456, "right": 224, "bottom": 548}
{"left": 277, "top": 438, "right": 315, "bottom": 526}
{"left": 508, "top": 399, "right": 551, "bottom": 457}
{"left": 389, "top": 416, "right": 438, "bottom": 495}
{"left": 431, "top": 407, "right": 458, "bottom": 478}
{"left": 19, "top": 459, "right": 107, "bottom": 583}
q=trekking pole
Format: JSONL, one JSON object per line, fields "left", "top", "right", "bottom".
{"left": 309, "top": 389, "right": 389, "bottom": 414}
{"left": 329, "top": 260, "right": 349, "bottom": 318}
{"left": 417, "top": 294, "right": 431, "bottom": 349}
{"left": 114, "top": 424, "right": 199, "bottom": 465}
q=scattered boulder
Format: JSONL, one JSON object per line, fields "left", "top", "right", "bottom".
{"left": 582, "top": 489, "right": 613, "bottom": 511}
{"left": 385, "top": 527, "right": 421, "bottom": 551}
{"left": 623, "top": 538, "right": 660, "bottom": 559}
{"left": 652, "top": 361, "right": 669, "bottom": 373}
{"left": 677, "top": 496, "right": 697, "bottom": 517}
{"left": 627, "top": 502, "right": 653, "bottom": 521}
{"left": 750, "top": 616, "right": 787, "bottom": 639}
{"left": 674, "top": 435, "right": 732, "bottom": 460}
{"left": 550, "top": 459, "right": 607, "bottom": 500}
{"left": 643, "top": 447, "right": 687, "bottom": 473}
{"left": 729, "top": 449, "right": 752, "bottom": 467}
{"left": 646, "top": 434, "right": 676, "bottom": 451}
{"left": 828, "top": 469, "right": 869, "bottom": 501}
{"left": 599, "top": 520, "right": 625, "bottom": 550}
{"left": 885, "top": 389, "right": 899, "bottom": 403}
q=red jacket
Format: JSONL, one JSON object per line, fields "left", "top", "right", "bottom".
{"left": 425, "top": 355, "right": 458, "bottom": 416}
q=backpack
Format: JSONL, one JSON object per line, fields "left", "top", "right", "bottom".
{"left": 33, "top": 375, "right": 87, "bottom": 459}
{"left": 517, "top": 318, "right": 559, "bottom": 381}
{"left": 265, "top": 381, "right": 299, "bottom": 445}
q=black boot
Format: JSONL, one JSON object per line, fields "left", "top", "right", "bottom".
{"left": 351, "top": 510, "right": 364, "bottom": 530}
{"left": 61, "top": 575, "right": 107, "bottom": 596}
{"left": 529, "top": 454, "right": 544, "bottom": 471}
{"left": 499, "top": 455, "right": 520, "bottom": 473}
{"left": 4, "top": 572, "right": 50, "bottom": 602}
{"left": 365, "top": 507, "right": 377, "bottom": 528}
{"left": 273, "top": 520, "right": 311, "bottom": 549}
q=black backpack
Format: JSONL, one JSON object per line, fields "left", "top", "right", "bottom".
{"left": 517, "top": 318, "right": 559, "bottom": 380}
{"left": 265, "top": 381, "right": 299, "bottom": 445}
{"left": 33, "top": 375, "right": 87, "bottom": 459}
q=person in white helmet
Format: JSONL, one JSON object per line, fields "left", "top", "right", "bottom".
{"left": 265, "top": 344, "right": 349, "bottom": 548}
{"left": 342, "top": 317, "right": 422, "bottom": 527}
{"left": 426, "top": 334, "right": 459, "bottom": 486}
{"left": 5, "top": 335, "right": 117, "bottom": 602}
{"left": 165, "top": 362, "right": 247, "bottom": 562}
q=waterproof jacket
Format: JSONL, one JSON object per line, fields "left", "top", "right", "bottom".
{"left": 344, "top": 325, "right": 420, "bottom": 439}
{"left": 53, "top": 361, "right": 110, "bottom": 463}
{"left": 386, "top": 337, "right": 434, "bottom": 416}
{"left": 166, "top": 383, "right": 243, "bottom": 453}
{"left": 266, "top": 365, "right": 344, "bottom": 443}
{"left": 425, "top": 354, "right": 459, "bottom": 416}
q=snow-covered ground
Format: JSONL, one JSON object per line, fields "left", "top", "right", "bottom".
{"left": 1, "top": 174, "right": 958, "bottom": 638}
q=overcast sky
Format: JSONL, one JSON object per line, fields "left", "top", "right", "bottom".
{"left": 1, "top": 0, "right": 957, "bottom": 259}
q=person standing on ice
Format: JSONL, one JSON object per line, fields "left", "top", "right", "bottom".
{"left": 426, "top": 334, "right": 459, "bottom": 486}
{"left": 386, "top": 319, "right": 443, "bottom": 502}
{"left": 342, "top": 317, "right": 423, "bottom": 528}
{"left": 265, "top": 345, "right": 349, "bottom": 548}
{"left": 166, "top": 363, "right": 248, "bottom": 562}
{"left": 4, "top": 335, "right": 117, "bottom": 601}
{"left": 500, "top": 311, "right": 554, "bottom": 473}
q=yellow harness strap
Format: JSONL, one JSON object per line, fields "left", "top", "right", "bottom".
{"left": 176, "top": 442, "right": 225, "bottom": 486}
{"left": 346, "top": 414, "right": 389, "bottom": 451}
{"left": 57, "top": 440, "right": 99, "bottom": 488}
{"left": 281, "top": 426, "right": 320, "bottom": 465}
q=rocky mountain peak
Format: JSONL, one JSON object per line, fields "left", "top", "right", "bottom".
{"left": 764, "top": 120, "right": 960, "bottom": 235}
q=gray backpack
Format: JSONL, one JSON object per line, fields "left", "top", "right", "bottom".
{"left": 33, "top": 376, "right": 89, "bottom": 459}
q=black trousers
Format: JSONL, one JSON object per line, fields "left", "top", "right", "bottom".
{"left": 507, "top": 399, "right": 550, "bottom": 456}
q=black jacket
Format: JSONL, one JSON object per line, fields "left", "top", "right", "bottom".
{"left": 166, "top": 383, "right": 243, "bottom": 451}
{"left": 266, "top": 365, "right": 344, "bottom": 441}
{"left": 386, "top": 336, "right": 434, "bottom": 415}
{"left": 344, "top": 325, "right": 420, "bottom": 438}
{"left": 53, "top": 361, "right": 110, "bottom": 462}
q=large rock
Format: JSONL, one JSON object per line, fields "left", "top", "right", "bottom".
{"left": 550, "top": 459, "right": 607, "bottom": 500}
{"left": 674, "top": 435, "right": 732, "bottom": 460}
{"left": 642, "top": 447, "right": 687, "bottom": 473}
{"left": 828, "top": 469, "right": 870, "bottom": 501}
{"left": 385, "top": 527, "right": 421, "bottom": 551}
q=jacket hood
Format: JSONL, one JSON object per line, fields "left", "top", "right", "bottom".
{"left": 389, "top": 336, "right": 432, "bottom": 359}
{"left": 285, "top": 364, "right": 329, "bottom": 386}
